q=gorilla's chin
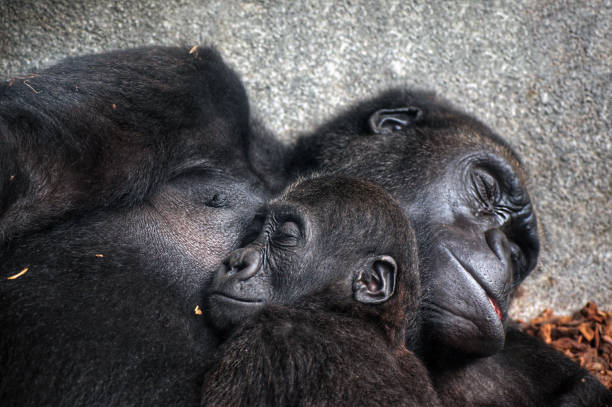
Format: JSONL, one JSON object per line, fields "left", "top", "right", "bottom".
{"left": 422, "top": 301, "right": 506, "bottom": 358}
{"left": 206, "top": 293, "right": 265, "bottom": 332}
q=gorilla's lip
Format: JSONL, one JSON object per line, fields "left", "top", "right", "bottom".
{"left": 488, "top": 296, "right": 503, "bottom": 321}
{"left": 445, "top": 248, "right": 505, "bottom": 323}
{"left": 210, "top": 292, "right": 264, "bottom": 305}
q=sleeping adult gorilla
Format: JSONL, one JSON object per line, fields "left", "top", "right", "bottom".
{"left": 0, "top": 46, "right": 284, "bottom": 405}
{"left": 285, "top": 89, "right": 611, "bottom": 405}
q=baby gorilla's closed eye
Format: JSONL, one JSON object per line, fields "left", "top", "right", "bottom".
{"left": 271, "top": 221, "right": 301, "bottom": 247}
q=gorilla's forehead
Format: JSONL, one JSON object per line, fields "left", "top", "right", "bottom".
{"left": 411, "top": 121, "right": 522, "bottom": 167}
{"left": 335, "top": 124, "right": 526, "bottom": 197}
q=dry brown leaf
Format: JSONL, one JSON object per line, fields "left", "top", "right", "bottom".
{"left": 522, "top": 302, "right": 612, "bottom": 389}
{"left": 579, "top": 322, "right": 595, "bottom": 342}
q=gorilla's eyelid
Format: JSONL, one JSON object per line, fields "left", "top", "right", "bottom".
{"left": 269, "top": 205, "right": 305, "bottom": 225}
{"left": 471, "top": 170, "right": 500, "bottom": 204}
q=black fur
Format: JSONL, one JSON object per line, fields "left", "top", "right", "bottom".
{"left": 431, "top": 327, "right": 612, "bottom": 406}
{"left": 202, "top": 303, "right": 438, "bottom": 407}
{"left": 2, "top": 47, "right": 609, "bottom": 405}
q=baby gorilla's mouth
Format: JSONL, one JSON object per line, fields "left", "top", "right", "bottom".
{"left": 488, "top": 296, "right": 503, "bottom": 321}
{"left": 206, "top": 292, "right": 265, "bottom": 332}
{"left": 211, "top": 292, "right": 264, "bottom": 304}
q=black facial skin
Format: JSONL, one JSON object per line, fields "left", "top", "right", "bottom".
{"left": 0, "top": 46, "right": 284, "bottom": 406}
{"left": 286, "top": 89, "right": 611, "bottom": 405}
{"left": 202, "top": 176, "right": 440, "bottom": 407}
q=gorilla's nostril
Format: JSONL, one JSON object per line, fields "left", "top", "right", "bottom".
{"left": 236, "top": 250, "right": 261, "bottom": 280}
{"left": 225, "top": 248, "right": 261, "bottom": 280}
{"left": 485, "top": 228, "right": 511, "bottom": 264}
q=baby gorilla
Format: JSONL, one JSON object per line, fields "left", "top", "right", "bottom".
{"left": 201, "top": 176, "right": 440, "bottom": 407}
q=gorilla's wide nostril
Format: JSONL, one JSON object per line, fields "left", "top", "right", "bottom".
{"left": 225, "top": 248, "right": 261, "bottom": 280}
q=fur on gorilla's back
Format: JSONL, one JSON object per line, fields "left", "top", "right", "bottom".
{"left": 0, "top": 45, "right": 261, "bottom": 242}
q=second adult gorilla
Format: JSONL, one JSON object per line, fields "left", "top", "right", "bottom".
{"left": 284, "top": 89, "right": 610, "bottom": 405}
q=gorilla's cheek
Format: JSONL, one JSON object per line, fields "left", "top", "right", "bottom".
{"left": 122, "top": 199, "right": 258, "bottom": 297}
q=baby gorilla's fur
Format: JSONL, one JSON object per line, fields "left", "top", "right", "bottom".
{"left": 201, "top": 176, "right": 440, "bottom": 407}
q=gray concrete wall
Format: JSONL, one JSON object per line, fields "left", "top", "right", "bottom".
{"left": 1, "top": 0, "right": 610, "bottom": 319}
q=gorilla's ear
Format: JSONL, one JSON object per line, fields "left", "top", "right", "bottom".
{"left": 353, "top": 255, "right": 397, "bottom": 304}
{"left": 368, "top": 107, "right": 422, "bottom": 134}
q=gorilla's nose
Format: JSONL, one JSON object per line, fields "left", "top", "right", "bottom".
{"left": 485, "top": 229, "right": 512, "bottom": 267}
{"left": 224, "top": 247, "right": 261, "bottom": 281}
{"left": 484, "top": 228, "right": 516, "bottom": 288}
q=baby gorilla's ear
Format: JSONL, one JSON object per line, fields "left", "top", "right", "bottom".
{"left": 353, "top": 255, "right": 397, "bottom": 304}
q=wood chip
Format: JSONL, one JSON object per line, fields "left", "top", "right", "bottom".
{"left": 189, "top": 45, "right": 199, "bottom": 56}
{"left": 23, "top": 80, "right": 40, "bottom": 94}
{"left": 521, "top": 302, "right": 612, "bottom": 389}
{"left": 579, "top": 322, "right": 595, "bottom": 342}
{"left": 95, "top": 254, "right": 104, "bottom": 258}
{"left": 7, "top": 267, "right": 29, "bottom": 280}
{"left": 194, "top": 305, "right": 203, "bottom": 315}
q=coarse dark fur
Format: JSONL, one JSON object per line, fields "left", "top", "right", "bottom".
{"left": 202, "top": 303, "right": 438, "bottom": 407}
{"left": 285, "top": 89, "right": 611, "bottom": 405}
{"left": 0, "top": 45, "right": 285, "bottom": 244}
{"left": 431, "top": 327, "right": 612, "bottom": 406}
{"left": 0, "top": 46, "right": 285, "bottom": 406}
{"left": 201, "top": 176, "right": 440, "bottom": 406}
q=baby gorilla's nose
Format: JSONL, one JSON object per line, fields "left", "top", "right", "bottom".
{"left": 225, "top": 247, "right": 261, "bottom": 281}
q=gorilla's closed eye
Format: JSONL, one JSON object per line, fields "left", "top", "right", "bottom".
{"left": 271, "top": 221, "right": 301, "bottom": 247}
{"left": 205, "top": 193, "right": 229, "bottom": 208}
{"left": 470, "top": 169, "right": 500, "bottom": 208}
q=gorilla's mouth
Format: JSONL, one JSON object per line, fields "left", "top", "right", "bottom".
{"left": 488, "top": 296, "right": 503, "bottom": 321}
{"left": 206, "top": 292, "right": 265, "bottom": 332}
{"left": 446, "top": 249, "right": 505, "bottom": 323}
{"left": 211, "top": 292, "right": 264, "bottom": 305}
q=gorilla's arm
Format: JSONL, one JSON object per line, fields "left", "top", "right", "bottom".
{"left": 202, "top": 306, "right": 439, "bottom": 407}
{"left": 431, "top": 328, "right": 611, "bottom": 406}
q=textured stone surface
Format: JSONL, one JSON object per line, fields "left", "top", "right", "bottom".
{"left": 1, "top": 0, "right": 610, "bottom": 319}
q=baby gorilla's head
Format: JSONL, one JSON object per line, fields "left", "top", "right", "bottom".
{"left": 206, "top": 175, "right": 419, "bottom": 337}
